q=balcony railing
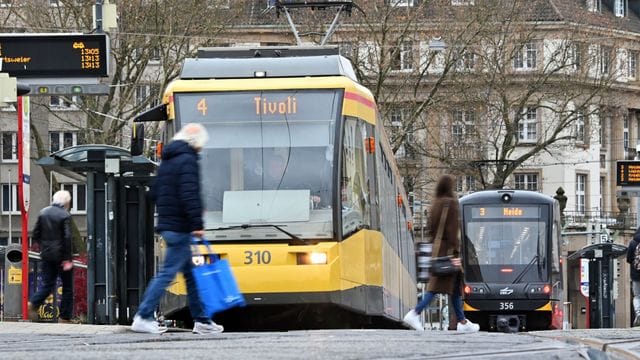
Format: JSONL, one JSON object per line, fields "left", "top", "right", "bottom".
{"left": 562, "top": 210, "right": 637, "bottom": 230}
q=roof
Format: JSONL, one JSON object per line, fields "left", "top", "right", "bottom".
{"left": 37, "top": 145, "right": 157, "bottom": 177}
{"left": 240, "top": 0, "right": 640, "bottom": 37}
{"left": 181, "top": 53, "right": 358, "bottom": 81}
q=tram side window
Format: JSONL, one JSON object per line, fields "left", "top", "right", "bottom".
{"left": 341, "top": 118, "right": 371, "bottom": 236}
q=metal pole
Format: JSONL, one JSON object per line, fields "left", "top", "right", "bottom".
{"left": 104, "top": 179, "right": 109, "bottom": 323}
{"left": 86, "top": 173, "right": 95, "bottom": 323}
{"left": 320, "top": 5, "right": 344, "bottom": 45}
{"left": 8, "top": 168, "right": 11, "bottom": 244}
{"left": 282, "top": 7, "right": 302, "bottom": 46}
{"left": 95, "top": 0, "right": 103, "bottom": 33}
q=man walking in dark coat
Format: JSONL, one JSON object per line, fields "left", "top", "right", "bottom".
{"left": 131, "top": 123, "right": 222, "bottom": 334}
{"left": 29, "top": 190, "right": 74, "bottom": 323}
{"left": 626, "top": 227, "right": 640, "bottom": 326}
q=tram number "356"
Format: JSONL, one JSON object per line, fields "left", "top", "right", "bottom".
{"left": 244, "top": 250, "right": 272, "bottom": 265}
{"left": 499, "top": 302, "right": 514, "bottom": 310}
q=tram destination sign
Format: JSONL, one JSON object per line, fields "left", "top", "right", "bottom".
{"left": 0, "top": 33, "right": 108, "bottom": 78}
{"left": 616, "top": 160, "right": 640, "bottom": 186}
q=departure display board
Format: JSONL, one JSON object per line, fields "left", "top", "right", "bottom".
{"left": 0, "top": 34, "right": 108, "bottom": 78}
{"left": 471, "top": 206, "right": 541, "bottom": 219}
{"left": 617, "top": 160, "right": 640, "bottom": 186}
{"left": 175, "top": 90, "right": 340, "bottom": 122}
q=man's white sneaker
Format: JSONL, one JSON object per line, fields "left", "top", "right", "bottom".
{"left": 403, "top": 310, "right": 424, "bottom": 331}
{"left": 131, "top": 315, "right": 168, "bottom": 334}
{"left": 456, "top": 319, "right": 480, "bottom": 333}
{"left": 193, "top": 321, "right": 224, "bottom": 334}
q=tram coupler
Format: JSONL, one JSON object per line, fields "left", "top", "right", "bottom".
{"left": 492, "top": 315, "right": 525, "bottom": 333}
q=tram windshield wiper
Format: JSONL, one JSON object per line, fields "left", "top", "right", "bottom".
{"left": 512, "top": 255, "right": 539, "bottom": 284}
{"left": 210, "top": 224, "right": 309, "bottom": 245}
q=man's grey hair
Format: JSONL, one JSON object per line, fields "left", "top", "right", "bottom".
{"left": 173, "top": 123, "right": 209, "bottom": 150}
{"left": 52, "top": 190, "right": 71, "bottom": 206}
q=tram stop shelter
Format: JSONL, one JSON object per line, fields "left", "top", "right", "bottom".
{"left": 567, "top": 242, "right": 627, "bottom": 329}
{"left": 37, "top": 145, "right": 157, "bottom": 325}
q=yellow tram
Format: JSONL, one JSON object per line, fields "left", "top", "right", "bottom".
{"left": 135, "top": 47, "right": 417, "bottom": 329}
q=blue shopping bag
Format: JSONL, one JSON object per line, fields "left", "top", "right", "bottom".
{"left": 192, "top": 238, "right": 246, "bottom": 317}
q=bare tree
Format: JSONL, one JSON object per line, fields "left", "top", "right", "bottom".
{"left": 16, "top": 0, "right": 249, "bottom": 147}
{"left": 335, "top": 0, "right": 623, "bottom": 192}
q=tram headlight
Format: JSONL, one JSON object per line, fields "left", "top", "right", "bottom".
{"left": 500, "top": 193, "right": 512, "bottom": 203}
{"left": 297, "top": 252, "right": 328, "bottom": 265}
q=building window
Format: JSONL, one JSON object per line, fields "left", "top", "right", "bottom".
{"left": 514, "top": 173, "right": 538, "bottom": 191}
{"left": 600, "top": 154, "right": 606, "bottom": 168}
{"left": 136, "top": 84, "right": 161, "bottom": 109}
{"left": 624, "top": 114, "right": 629, "bottom": 154}
{"left": 574, "top": 111, "right": 586, "bottom": 144}
{"left": 588, "top": 0, "right": 601, "bottom": 12}
{"left": 599, "top": 46, "right": 612, "bottom": 75}
{"left": 2, "top": 132, "right": 17, "bottom": 162}
{"left": 388, "top": 0, "right": 415, "bottom": 6}
{"left": 452, "top": 109, "right": 475, "bottom": 145}
{"left": 455, "top": 49, "right": 476, "bottom": 71}
{"left": 390, "top": 108, "right": 415, "bottom": 159}
{"left": 514, "top": 43, "right": 537, "bottom": 70}
{"left": 517, "top": 107, "right": 537, "bottom": 143}
{"left": 50, "top": 131, "right": 79, "bottom": 153}
{"left": 615, "top": 0, "right": 627, "bottom": 17}
{"left": 456, "top": 175, "right": 477, "bottom": 194}
{"left": 628, "top": 51, "right": 638, "bottom": 80}
{"left": 2, "top": 183, "right": 18, "bottom": 214}
{"left": 576, "top": 174, "right": 587, "bottom": 214}
{"left": 50, "top": 95, "right": 79, "bottom": 110}
{"left": 599, "top": 176, "right": 605, "bottom": 212}
{"left": 569, "top": 42, "right": 582, "bottom": 71}
{"left": 465, "top": 175, "right": 477, "bottom": 192}
{"left": 49, "top": 0, "right": 60, "bottom": 6}
{"left": 391, "top": 42, "right": 414, "bottom": 71}
{"left": 58, "top": 184, "right": 87, "bottom": 214}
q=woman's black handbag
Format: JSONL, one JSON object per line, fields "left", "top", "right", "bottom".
{"left": 429, "top": 202, "right": 460, "bottom": 276}
{"left": 430, "top": 256, "right": 458, "bottom": 276}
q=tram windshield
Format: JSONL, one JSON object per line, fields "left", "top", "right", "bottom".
{"left": 463, "top": 205, "right": 548, "bottom": 283}
{"left": 174, "top": 89, "right": 339, "bottom": 240}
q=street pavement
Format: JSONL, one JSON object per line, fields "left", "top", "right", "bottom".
{"left": 0, "top": 321, "right": 638, "bottom": 359}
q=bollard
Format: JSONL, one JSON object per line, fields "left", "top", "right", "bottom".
{"left": 563, "top": 302, "right": 572, "bottom": 330}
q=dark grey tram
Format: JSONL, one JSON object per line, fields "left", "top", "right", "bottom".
{"left": 459, "top": 190, "right": 564, "bottom": 332}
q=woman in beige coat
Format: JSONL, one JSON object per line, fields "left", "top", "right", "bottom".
{"left": 403, "top": 174, "right": 480, "bottom": 333}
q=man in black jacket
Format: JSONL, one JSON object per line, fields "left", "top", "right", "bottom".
{"left": 627, "top": 227, "right": 640, "bottom": 327}
{"left": 29, "top": 190, "right": 73, "bottom": 323}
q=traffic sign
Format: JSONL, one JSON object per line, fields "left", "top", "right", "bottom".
{"left": 0, "top": 33, "right": 109, "bottom": 78}
{"left": 616, "top": 160, "right": 640, "bottom": 186}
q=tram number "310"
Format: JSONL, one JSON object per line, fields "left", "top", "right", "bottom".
{"left": 499, "top": 302, "right": 514, "bottom": 310}
{"left": 244, "top": 250, "right": 272, "bottom": 265}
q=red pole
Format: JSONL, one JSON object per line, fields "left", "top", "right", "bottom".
{"left": 17, "top": 96, "right": 30, "bottom": 320}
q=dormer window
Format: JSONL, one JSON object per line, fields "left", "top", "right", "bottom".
{"left": 451, "top": 0, "right": 474, "bottom": 5}
{"left": 388, "top": 0, "right": 415, "bottom": 6}
{"left": 615, "top": 0, "right": 627, "bottom": 17}
{"left": 587, "top": 0, "right": 601, "bottom": 12}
